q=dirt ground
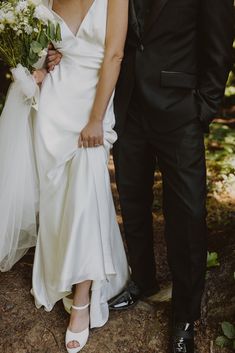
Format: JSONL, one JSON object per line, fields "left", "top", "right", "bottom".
{"left": 0, "top": 158, "right": 234, "bottom": 353}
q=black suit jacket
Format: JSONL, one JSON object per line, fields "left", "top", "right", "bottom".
{"left": 114, "top": 0, "right": 234, "bottom": 134}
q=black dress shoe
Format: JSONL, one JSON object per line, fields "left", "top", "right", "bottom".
{"left": 108, "top": 281, "right": 141, "bottom": 311}
{"left": 172, "top": 322, "right": 194, "bottom": 353}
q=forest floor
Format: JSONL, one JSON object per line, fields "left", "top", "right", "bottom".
{"left": 0, "top": 122, "right": 235, "bottom": 353}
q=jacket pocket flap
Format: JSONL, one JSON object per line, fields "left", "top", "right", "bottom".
{"left": 161, "top": 71, "right": 197, "bottom": 88}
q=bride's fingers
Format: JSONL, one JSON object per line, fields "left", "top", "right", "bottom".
{"left": 47, "top": 62, "right": 55, "bottom": 72}
{"left": 32, "top": 70, "right": 45, "bottom": 84}
{"left": 78, "top": 135, "right": 83, "bottom": 148}
{"left": 82, "top": 138, "right": 89, "bottom": 148}
{"left": 48, "top": 49, "right": 58, "bottom": 57}
{"left": 79, "top": 134, "right": 103, "bottom": 148}
{"left": 48, "top": 43, "right": 54, "bottom": 50}
{"left": 32, "top": 71, "right": 39, "bottom": 83}
{"left": 47, "top": 53, "right": 58, "bottom": 62}
{"left": 92, "top": 137, "right": 98, "bottom": 147}
{"left": 98, "top": 136, "right": 104, "bottom": 146}
{"left": 47, "top": 54, "right": 62, "bottom": 72}
{"left": 84, "top": 141, "right": 89, "bottom": 148}
{"left": 54, "top": 55, "right": 62, "bottom": 65}
{"left": 94, "top": 137, "right": 100, "bottom": 147}
{"left": 88, "top": 136, "right": 94, "bottom": 148}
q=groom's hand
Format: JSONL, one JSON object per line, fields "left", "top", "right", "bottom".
{"left": 47, "top": 43, "right": 62, "bottom": 72}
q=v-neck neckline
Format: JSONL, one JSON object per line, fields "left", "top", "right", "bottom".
{"left": 49, "top": 0, "right": 96, "bottom": 38}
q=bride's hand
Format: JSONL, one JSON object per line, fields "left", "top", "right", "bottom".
{"left": 47, "top": 43, "right": 62, "bottom": 72}
{"left": 32, "top": 69, "right": 47, "bottom": 84}
{"left": 78, "top": 120, "right": 104, "bottom": 148}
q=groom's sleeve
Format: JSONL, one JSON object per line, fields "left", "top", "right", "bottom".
{"left": 196, "top": 0, "right": 234, "bottom": 130}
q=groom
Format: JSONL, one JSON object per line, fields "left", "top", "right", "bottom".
{"left": 108, "top": 0, "right": 234, "bottom": 352}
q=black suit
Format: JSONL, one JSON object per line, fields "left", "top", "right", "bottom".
{"left": 115, "top": 0, "right": 234, "bottom": 134}
{"left": 113, "top": 0, "right": 234, "bottom": 322}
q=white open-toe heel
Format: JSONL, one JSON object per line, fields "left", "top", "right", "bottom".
{"left": 65, "top": 303, "right": 90, "bottom": 353}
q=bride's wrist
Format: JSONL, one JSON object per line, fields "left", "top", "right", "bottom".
{"left": 89, "top": 108, "right": 104, "bottom": 122}
{"left": 89, "top": 115, "right": 103, "bottom": 123}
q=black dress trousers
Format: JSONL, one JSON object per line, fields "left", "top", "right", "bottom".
{"left": 113, "top": 92, "right": 208, "bottom": 322}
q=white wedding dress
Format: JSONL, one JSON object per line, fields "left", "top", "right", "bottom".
{"left": 31, "top": 0, "right": 129, "bottom": 328}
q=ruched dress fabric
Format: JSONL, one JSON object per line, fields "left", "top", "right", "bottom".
{"left": 31, "top": 0, "right": 129, "bottom": 328}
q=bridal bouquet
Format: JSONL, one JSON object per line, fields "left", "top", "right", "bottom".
{"left": 0, "top": 0, "right": 61, "bottom": 99}
{"left": 0, "top": 0, "right": 61, "bottom": 71}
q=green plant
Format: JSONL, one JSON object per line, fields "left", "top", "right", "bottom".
{"left": 205, "top": 123, "right": 235, "bottom": 194}
{"left": 207, "top": 252, "right": 220, "bottom": 269}
{"left": 225, "top": 41, "right": 235, "bottom": 98}
{"left": 216, "top": 322, "right": 235, "bottom": 350}
{"left": 215, "top": 273, "right": 235, "bottom": 350}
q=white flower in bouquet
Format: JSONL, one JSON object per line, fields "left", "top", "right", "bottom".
{"left": 38, "top": 48, "right": 47, "bottom": 57}
{"left": 16, "top": 1, "right": 28, "bottom": 12}
{"left": 3, "top": 11, "right": 16, "bottom": 24}
{"left": 24, "top": 25, "right": 33, "bottom": 35}
{"left": 34, "top": 4, "right": 55, "bottom": 24}
{"left": 28, "top": 0, "right": 42, "bottom": 6}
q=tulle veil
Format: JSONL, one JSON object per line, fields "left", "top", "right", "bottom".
{"left": 0, "top": 71, "right": 39, "bottom": 272}
{"left": 0, "top": 0, "right": 52, "bottom": 272}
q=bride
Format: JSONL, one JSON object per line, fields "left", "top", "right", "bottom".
{"left": 0, "top": 0, "right": 129, "bottom": 352}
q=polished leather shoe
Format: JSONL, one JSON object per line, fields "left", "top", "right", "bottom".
{"left": 172, "top": 322, "right": 194, "bottom": 353}
{"left": 108, "top": 281, "right": 141, "bottom": 310}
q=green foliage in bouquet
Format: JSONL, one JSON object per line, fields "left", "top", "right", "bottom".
{"left": 0, "top": 0, "right": 61, "bottom": 71}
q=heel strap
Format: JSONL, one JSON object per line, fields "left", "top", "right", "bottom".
{"left": 72, "top": 303, "right": 90, "bottom": 311}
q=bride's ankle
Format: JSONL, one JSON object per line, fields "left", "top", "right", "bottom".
{"left": 69, "top": 305, "right": 90, "bottom": 332}
{"left": 73, "top": 298, "right": 90, "bottom": 307}
{"left": 73, "top": 281, "right": 92, "bottom": 307}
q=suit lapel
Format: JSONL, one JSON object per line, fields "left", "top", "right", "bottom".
{"left": 144, "top": 0, "right": 169, "bottom": 34}
{"left": 129, "top": 0, "right": 141, "bottom": 38}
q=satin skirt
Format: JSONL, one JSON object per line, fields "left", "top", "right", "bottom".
{"left": 31, "top": 67, "right": 129, "bottom": 329}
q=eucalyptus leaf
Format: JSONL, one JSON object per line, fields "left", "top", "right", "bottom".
{"left": 46, "top": 25, "right": 51, "bottom": 38}
{"left": 28, "top": 51, "right": 39, "bottom": 67}
{"left": 39, "top": 31, "right": 49, "bottom": 48}
{"left": 222, "top": 322, "right": 235, "bottom": 340}
{"left": 28, "top": 57, "right": 39, "bottom": 67}
{"left": 48, "top": 21, "right": 55, "bottom": 39}
{"left": 29, "top": 49, "right": 37, "bottom": 61}
{"left": 31, "top": 41, "right": 43, "bottom": 54}
{"left": 56, "top": 23, "right": 62, "bottom": 41}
